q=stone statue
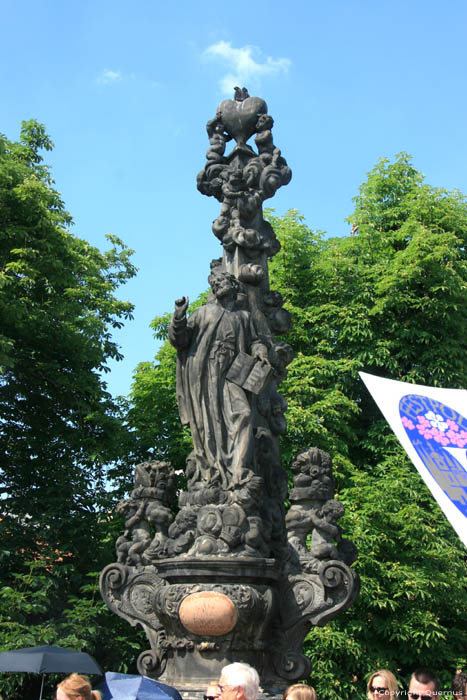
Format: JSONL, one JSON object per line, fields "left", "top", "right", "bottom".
{"left": 286, "top": 448, "right": 358, "bottom": 571}
{"left": 100, "top": 89, "right": 359, "bottom": 694}
{"left": 115, "top": 498, "right": 150, "bottom": 567}
{"left": 113, "top": 461, "right": 177, "bottom": 567}
{"left": 169, "top": 269, "right": 270, "bottom": 489}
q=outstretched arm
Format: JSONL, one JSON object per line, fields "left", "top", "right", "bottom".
{"left": 169, "top": 296, "right": 193, "bottom": 349}
{"left": 126, "top": 501, "right": 146, "bottom": 529}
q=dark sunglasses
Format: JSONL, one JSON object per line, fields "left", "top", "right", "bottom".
{"left": 370, "top": 688, "right": 389, "bottom": 694}
{"left": 204, "top": 696, "right": 217, "bottom": 700}
{"left": 408, "top": 694, "right": 432, "bottom": 700}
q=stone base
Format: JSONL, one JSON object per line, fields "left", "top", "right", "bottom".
{"left": 100, "top": 554, "right": 358, "bottom": 688}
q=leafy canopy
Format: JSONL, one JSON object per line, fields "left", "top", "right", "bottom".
{"left": 0, "top": 121, "right": 141, "bottom": 698}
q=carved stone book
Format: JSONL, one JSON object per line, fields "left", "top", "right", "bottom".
{"left": 226, "top": 351, "right": 272, "bottom": 394}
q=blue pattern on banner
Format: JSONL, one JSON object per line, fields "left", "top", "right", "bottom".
{"left": 399, "top": 394, "right": 467, "bottom": 517}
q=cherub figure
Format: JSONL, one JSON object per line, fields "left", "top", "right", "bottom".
{"left": 142, "top": 499, "right": 174, "bottom": 562}
{"left": 255, "top": 114, "right": 275, "bottom": 155}
{"left": 309, "top": 499, "right": 345, "bottom": 560}
{"left": 115, "top": 498, "right": 151, "bottom": 567}
{"left": 167, "top": 508, "right": 198, "bottom": 556}
{"left": 206, "top": 117, "right": 232, "bottom": 161}
{"left": 219, "top": 169, "right": 244, "bottom": 219}
{"left": 286, "top": 498, "right": 346, "bottom": 563}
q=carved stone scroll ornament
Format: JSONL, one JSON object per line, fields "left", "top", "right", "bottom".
{"left": 100, "top": 90, "right": 359, "bottom": 692}
{"left": 99, "top": 563, "right": 168, "bottom": 677}
{"left": 270, "top": 560, "right": 360, "bottom": 681}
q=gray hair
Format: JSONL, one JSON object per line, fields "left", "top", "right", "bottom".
{"left": 220, "top": 663, "right": 260, "bottom": 700}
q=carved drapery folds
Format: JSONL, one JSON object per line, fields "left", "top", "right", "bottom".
{"left": 100, "top": 89, "right": 359, "bottom": 690}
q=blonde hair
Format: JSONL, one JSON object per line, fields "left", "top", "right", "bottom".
{"left": 57, "top": 673, "right": 102, "bottom": 700}
{"left": 367, "top": 670, "right": 399, "bottom": 698}
{"left": 283, "top": 683, "right": 317, "bottom": 700}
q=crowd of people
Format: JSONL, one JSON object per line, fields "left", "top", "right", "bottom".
{"left": 366, "top": 668, "right": 467, "bottom": 698}
{"left": 53, "top": 664, "right": 467, "bottom": 700}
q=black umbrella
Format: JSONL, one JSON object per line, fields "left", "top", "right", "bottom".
{"left": 0, "top": 644, "right": 102, "bottom": 700}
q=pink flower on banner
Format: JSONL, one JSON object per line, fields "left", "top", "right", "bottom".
{"left": 402, "top": 416, "right": 415, "bottom": 430}
{"left": 403, "top": 411, "right": 466, "bottom": 447}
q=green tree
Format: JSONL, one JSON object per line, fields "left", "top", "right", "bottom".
{"left": 128, "top": 154, "right": 466, "bottom": 697}
{"left": 0, "top": 121, "right": 141, "bottom": 697}
{"left": 127, "top": 293, "right": 209, "bottom": 470}
{"left": 270, "top": 156, "right": 467, "bottom": 696}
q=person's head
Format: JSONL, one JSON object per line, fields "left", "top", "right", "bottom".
{"left": 56, "top": 674, "right": 101, "bottom": 700}
{"left": 208, "top": 270, "right": 240, "bottom": 301}
{"left": 367, "top": 670, "right": 399, "bottom": 699}
{"left": 452, "top": 672, "right": 467, "bottom": 698}
{"left": 283, "top": 683, "right": 317, "bottom": 700}
{"left": 409, "top": 669, "right": 440, "bottom": 698}
{"left": 218, "top": 662, "right": 260, "bottom": 700}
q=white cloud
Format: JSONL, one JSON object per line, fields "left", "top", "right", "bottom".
{"left": 96, "top": 69, "right": 123, "bottom": 85}
{"left": 203, "top": 41, "right": 291, "bottom": 95}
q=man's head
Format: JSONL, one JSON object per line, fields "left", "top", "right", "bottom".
{"left": 452, "top": 672, "right": 467, "bottom": 698}
{"left": 218, "top": 662, "right": 260, "bottom": 700}
{"left": 408, "top": 669, "right": 440, "bottom": 699}
{"left": 208, "top": 270, "right": 241, "bottom": 301}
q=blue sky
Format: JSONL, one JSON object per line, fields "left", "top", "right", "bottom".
{"left": 2, "top": 0, "right": 467, "bottom": 397}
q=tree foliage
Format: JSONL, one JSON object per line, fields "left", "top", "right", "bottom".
{"left": 127, "top": 293, "right": 209, "bottom": 471}
{"left": 129, "top": 154, "right": 467, "bottom": 696}
{"left": 0, "top": 121, "right": 142, "bottom": 697}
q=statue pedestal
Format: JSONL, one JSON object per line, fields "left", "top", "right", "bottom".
{"left": 153, "top": 558, "right": 278, "bottom": 685}
{"left": 100, "top": 553, "right": 358, "bottom": 688}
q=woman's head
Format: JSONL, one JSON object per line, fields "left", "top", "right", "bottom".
{"left": 283, "top": 683, "right": 317, "bottom": 700}
{"left": 367, "top": 670, "right": 399, "bottom": 700}
{"left": 56, "top": 674, "right": 101, "bottom": 700}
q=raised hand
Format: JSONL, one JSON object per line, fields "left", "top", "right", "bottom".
{"left": 174, "top": 296, "right": 189, "bottom": 319}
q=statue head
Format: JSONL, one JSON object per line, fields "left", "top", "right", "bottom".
{"left": 320, "top": 499, "right": 345, "bottom": 522}
{"left": 291, "top": 447, "right": 332, "bottom": 476}
{"left": 256, "top": 113, "right": 274, "bottom": 132}
{"left": 116, "top": 498, "right": 136, "bottom": 517}
{"left": 208, "top": 270, "right": 241, "bottom": 300}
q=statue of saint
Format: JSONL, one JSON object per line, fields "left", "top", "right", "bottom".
{"left": 169, "top": 270, "right": 269, "bottom": 489}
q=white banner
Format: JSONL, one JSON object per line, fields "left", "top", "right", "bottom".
{"left": 359, "top": 372, "right": 467, "bottom": 547}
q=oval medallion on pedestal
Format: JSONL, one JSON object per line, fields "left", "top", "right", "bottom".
{"left": 179, "top": 591, "right": 238, "bottom": 636}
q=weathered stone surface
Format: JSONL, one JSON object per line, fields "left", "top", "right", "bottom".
{"left": 100, "top": 89, "right": 359, "bottom": 692}
{"left": 179, "top": 592, "right": 238, "bottom": 636}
